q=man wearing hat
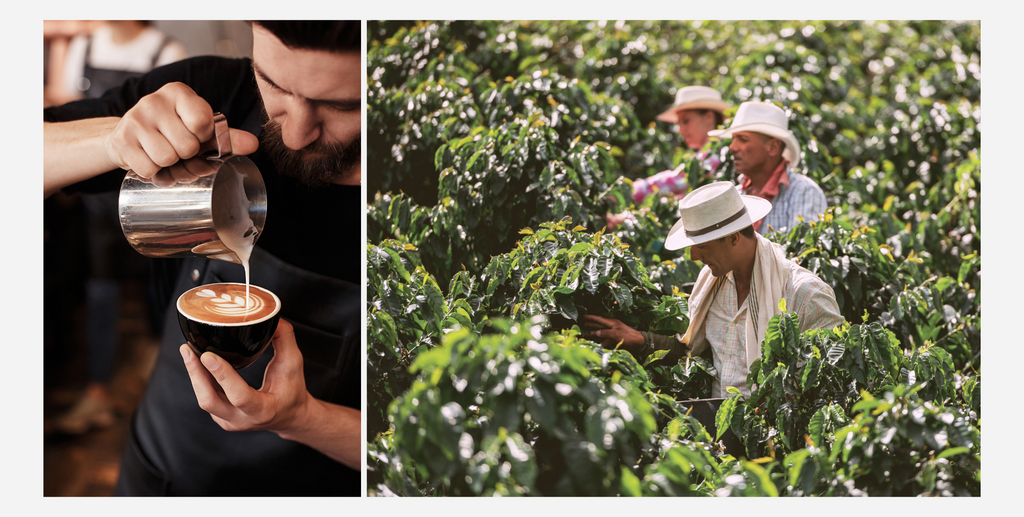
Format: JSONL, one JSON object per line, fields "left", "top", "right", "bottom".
{"left": 583, "top": 182, "right": 844, "bottom": 398}
{"left": 712, "top": 101, "right": 828, "bottom": 234}
{"left": 607, "top": 85, "right": 727, "bottom": 229}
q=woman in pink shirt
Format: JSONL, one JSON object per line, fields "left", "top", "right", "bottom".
{"left": 607, "top": 86, "right": 727, "bottom": 229}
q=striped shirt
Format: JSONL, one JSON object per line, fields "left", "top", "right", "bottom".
{"left": 741, "top": 168, "right": 828, "bottom": 235}
{"left": 699, "top": 265, "right": 845, "bottom": 398}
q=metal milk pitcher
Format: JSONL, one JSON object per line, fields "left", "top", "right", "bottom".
{"left": 117, "top": 113, "right": 267, "bottom": 264}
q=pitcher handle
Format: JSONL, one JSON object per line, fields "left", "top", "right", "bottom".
{"left": 210, "top": 112, "right": 232, "bottom": 160}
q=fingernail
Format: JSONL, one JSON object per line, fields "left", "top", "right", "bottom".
{"left": 179, "top": 345, "right": 191, "bottom": 362}
{"left": 200, "top": 353, "right": 218, "bottom": 371}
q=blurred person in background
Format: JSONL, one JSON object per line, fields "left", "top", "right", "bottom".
{"left": 48, "top": 21, "right": 188, "bottom": 436}
{"left": 47, "top": 21, "right": 187, "bottom": 106}
{"left": 44, "top": 21, "right": 99, "bottom": 107}
{"left": 606, "top": 85, "right": 727, "bottom": 230}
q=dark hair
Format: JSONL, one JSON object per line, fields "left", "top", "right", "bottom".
{"left": 253, "top": 21, "right": 360, "bottom": 53}
{"left": 715, "top": 225, "right": 756, "bottom": 242}
{"left": 689, "top": 108, "right": 725, "bottom": 127}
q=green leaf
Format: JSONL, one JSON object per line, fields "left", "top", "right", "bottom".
{"left": 556, "top": 295, "right": 579, "bottom": 321}
{"left": 582, "top": 256, "right": 599, "bottom": 293}
{"left": 608, "top": 281, "right": 633, "bottom": 309}
{"left": 900, "top": 367, "right": 916, "bottom": 386}
{"left": 434, "top": 143, "right": 448, "bottom": 170}
{"left": 715, "top": 395, "right": 740, "bottom": 441}
{"left": 783, "top": 448, "right": 812, "bottom": 488}
{"left": 383, "top": 248, "right": 411, "bottom": 282}
{"left": 958, "top": 255, "right": 977, "bottom": 284}
{"left": 597, "top": 254, "right": 613, "bottom": 279}
{"left": 466, "top": 149, "right": 487, "bottom": 170}
{"left": 852, "top": 397, "right": 882, "bottom": 414}
{"left": 422, "top": 275, "right": 449, "bottom": 320}
{"left": 618, "top": 466, "right": 642, "bottom": 496}
{"left": 369, "top": 310, "right": 401, "bottom": 356}
{"left": 825, "top": 342, "right": 845, "bottom": 365}
{"left": 936, "top": 447, "right": 971, "bottom": 460}
{"left": 741, "top": 461, "right": 779, "bottom": 497}
{"left": 808, "top": 409, "right": 825, "bottom": 448}
{"left": 568, "top": 242, "right": 592, "bottom": 253}
{"left": 643, "top": 349, "right": 669, "bottom": 367}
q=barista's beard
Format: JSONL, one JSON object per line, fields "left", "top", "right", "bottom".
{"left": 259, "top": 118, "right": 360, "bottom": 187}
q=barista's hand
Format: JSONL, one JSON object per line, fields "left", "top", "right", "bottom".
{"left": 180, "top": 319, "right": 314, "bottom": 435}
{"left": 581, "top": 314, "right": 645, "bottom": 351}
{"left": 106, "top": 82, "right": 259, "bottom": 186}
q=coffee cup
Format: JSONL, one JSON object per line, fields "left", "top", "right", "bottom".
{"left": 177, "top": 282, "right": 281, "bottom": 369}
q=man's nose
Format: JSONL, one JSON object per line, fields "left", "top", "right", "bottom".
{"left": 281, "top": 100, "right": 322, "bottom": 150}
{"left": 690, "top": 247, "right": 702, "bottom": 261}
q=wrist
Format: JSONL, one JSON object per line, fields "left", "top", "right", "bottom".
{"left": 74, "top": 117, "right": 122, "bottom": 170}
{"left": 275, "top": 392, "right": 319, "bottom": 442}
{"left": 636, "top": 330, "right": 654, "bottom": 357}
{"left": 625, "top": 328, "right": 646, "bottom": 349}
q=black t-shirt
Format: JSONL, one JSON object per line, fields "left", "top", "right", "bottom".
{"left": 45, "top": 57, "right": 362, "bottom": 495}
{"left": 44, "top": 56, "right": 360, "bottom": 284}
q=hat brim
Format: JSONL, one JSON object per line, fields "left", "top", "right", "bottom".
{"left": 664, "top": 195, "right": 772, "bottom": 250}
{"left": 708, "top": 122, "right": 801, "bottom": 168}
{"left": 656, "top": 99, "right": 731, "bottom": 123}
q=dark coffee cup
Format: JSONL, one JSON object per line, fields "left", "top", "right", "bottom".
{"left": 177, "top": 282, "right": 281, "bottom": 369}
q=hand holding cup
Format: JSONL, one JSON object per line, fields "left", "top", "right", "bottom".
{"left": 177, "top": 283, "right": 281, "bottom": 369}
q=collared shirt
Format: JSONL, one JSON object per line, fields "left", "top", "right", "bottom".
{"left": 741, "top": 159, "right": 790, "bottom": 201}
{"left": 742, "top": 160, "right": 790, "bottom": 232}
{"left": 739, "top": 166, "right": 828, "bottom": 235}
{"left": 700, "top": 265, "right": 845, "bottom": 398}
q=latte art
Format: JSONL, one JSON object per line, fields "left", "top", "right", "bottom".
{"left": 178, "top": 283, "right": 279, "bottom": 326}
{"left": 193, "top": 288, "right": 267, "bottom": 317}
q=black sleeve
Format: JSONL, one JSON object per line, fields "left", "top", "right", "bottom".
{"left": 44, "top": 56, "right": 259, "bottom": 194}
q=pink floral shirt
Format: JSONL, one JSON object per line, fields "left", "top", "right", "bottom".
{"left": 631, "top": 149, "right": 722, "bottom": 204}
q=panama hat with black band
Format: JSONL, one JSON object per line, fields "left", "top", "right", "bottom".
{"left": 707, "top": 101, "right": 802, "bottom": 168}
{"left": 664, "top": 181, "right": 772, "bottom": 250}
{"left": 656, "top": 85, "right": 730, "bottom": 123}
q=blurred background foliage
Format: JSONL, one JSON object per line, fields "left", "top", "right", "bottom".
{"left": 366, "top": 20, "right": 980, "bottom": 497}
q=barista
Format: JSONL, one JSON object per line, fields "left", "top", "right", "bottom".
{"left": 43, "top": 21, "right": 361, "bottom": 496}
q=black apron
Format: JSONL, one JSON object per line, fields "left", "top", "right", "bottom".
{"left": 115, "top": 246, "right": 361, "bottom": 496}
{"left": 79, "top": 34, "right": 170, "bottom": 99}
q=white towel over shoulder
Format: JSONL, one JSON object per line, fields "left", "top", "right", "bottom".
{"left": 677, "top": 233, "right": 792, "bottom": 371}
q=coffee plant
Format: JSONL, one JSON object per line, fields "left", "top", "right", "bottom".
{"left": 367, "top": 20, "right": 981, "bottom": 497}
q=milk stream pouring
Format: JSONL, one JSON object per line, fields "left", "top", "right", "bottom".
{"left": 118, "top": 112, "right": 267, "bottom": 310}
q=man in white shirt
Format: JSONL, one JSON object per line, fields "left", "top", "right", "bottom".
{"left": 583, "top": 181, "right": 844, "bottom": 397}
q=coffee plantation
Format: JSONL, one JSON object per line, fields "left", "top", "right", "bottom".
{"left": 366, "top": 20, "right": 980, "bottom": 496}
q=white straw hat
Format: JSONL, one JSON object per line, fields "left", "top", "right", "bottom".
{"left": 665, "top": 181, "right": 772, "bottom": 250}
{"left": 708, "top": 101, "right": 802, "bottom": 168}
{"left": 656, "top": 85, "right": 730, "bottom": 123}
